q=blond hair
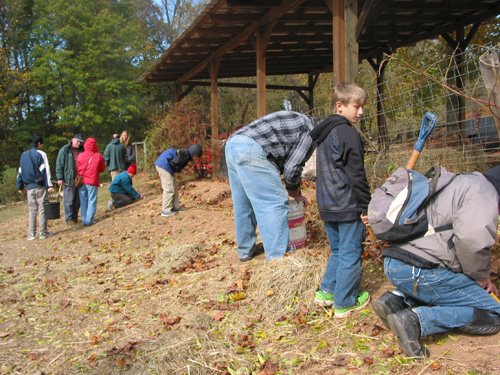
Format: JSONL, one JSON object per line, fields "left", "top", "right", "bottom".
{"left": 332, "top": 82, "right": 367, "bottom": 107}
{"left": 120, "top": 131, "right": 130, "bottom": 147}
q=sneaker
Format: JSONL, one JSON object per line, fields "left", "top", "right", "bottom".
{"left": 334, "top": 291, "right": 371, "bottom": 318}
{"left": 107, "top": 200, "right": 114, "bottom": 211}
{"left": 39, "top": 231, "right": 54, "bottom": 240}
{"left": 28, "top": 234, "right": 36, "bottom": 241}
{"left": 387, "top": 309, "right": 429, "bottom": 358}
{"left": 161, "top": 211, "right": 177, "bottom": 217}
{"left": 314, "top": 289, "right": 334, "bottom": 307}
{"left": 171, "top": 207, "right": 186, "bottom": 212}
{"left": 372, "top": 291, "right": 406, "bottom": 328}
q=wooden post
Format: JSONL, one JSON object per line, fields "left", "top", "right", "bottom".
{"left": 345, "top": 0, "right": 358, "bottom": 83}
{"left": 332, "top": 0, "right": 346, "bottom": 85}
{"left": 480, "top": 50, "right": 500, "bottom": 140}
{"left": 174, "top": 83, "right": 182, "bottom": 103}
{"left": 256, "top": 24, "right": 274, "bottom": 118}
{"left": 210, "top": 58, "right": 221, "bottom": 176}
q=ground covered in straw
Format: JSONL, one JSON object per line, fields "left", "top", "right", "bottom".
{"left": 1, "top": 174, "right": 499, "bottom": 375}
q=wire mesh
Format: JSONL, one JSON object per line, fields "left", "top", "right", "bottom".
{"left": 306, "top": 43, "right": 500, "bottom": 178}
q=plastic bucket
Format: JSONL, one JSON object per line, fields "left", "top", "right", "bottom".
{"left": 44, "top": 201, "right": 60, "bottom": 220}
{"left": 288, "top": 200, "right": 307, "bottom": 250}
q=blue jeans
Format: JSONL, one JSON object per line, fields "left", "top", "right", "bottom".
{"left": 384, "top": 257, "right": 500, "bottom": 336}
{"left": 320, "top": 220, "right": 365, "bottom": 309}
{"left": 79, "top": 184, "right": 98, "bottom": 225}
{"left": 225, "top": 135, "right": 290, "bottom": 260}
{"left": 63, "top": 185, "right": 80, "bottom": 223}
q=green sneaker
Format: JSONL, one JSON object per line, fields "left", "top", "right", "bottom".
{"left": 334, "top": 291, "right": 371, "bottom": 318}
{"left": 314, "top": 289, "right": 334, "bottom": 307}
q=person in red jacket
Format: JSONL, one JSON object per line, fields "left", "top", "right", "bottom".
{"left": 77, "top": 138, "right": 105, "bottom": 226}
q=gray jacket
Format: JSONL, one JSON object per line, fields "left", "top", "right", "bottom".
{"left": 385, "top": 172, "right": 498, "bottom": 281}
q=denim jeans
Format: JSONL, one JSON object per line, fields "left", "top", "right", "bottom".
{"left": 384, "top": 257, "right": 500, "bottom": 336}
{"left": 79, "top": 184, "right": 98, "bottom": 225}
{"left": 225, "top": 135, "right": 290, "bottom": 260}
{"left": 63, "top": 185, "right": 80, "bottom": 223}
{"left": 320, "top": 220, "right": 366, "bottom": 309}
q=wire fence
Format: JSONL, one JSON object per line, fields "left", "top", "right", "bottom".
{"left": 305, "top": 43, "right": 500, "bottom": 181}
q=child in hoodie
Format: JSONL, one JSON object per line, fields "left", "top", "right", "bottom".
{"left": 77, "top": 138, "right": 105, "bottom": 226}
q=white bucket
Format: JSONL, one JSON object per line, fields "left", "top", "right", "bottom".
{"left": 288, "top": 200, "right": 307, "bottom": 250}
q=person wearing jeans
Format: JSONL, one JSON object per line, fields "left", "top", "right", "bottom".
{"left": 311, "top": 83, "right": 371, "bottom": 318}
{"left": 77, "top": 138, "right": 105, "bottom": 226}
{"left": 225, "top": 111, "right": 315, "bottom": 262}
{"left": 372, "top": 166, "right": 500, "bottom": 358}
{"left": 56, "top": 134, "right": 84, "bottom": 224}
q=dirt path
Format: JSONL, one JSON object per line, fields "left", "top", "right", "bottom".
{"left": 0, "top": 174, "right": 499, "bottom": 375}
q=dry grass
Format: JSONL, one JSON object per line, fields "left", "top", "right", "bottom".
{"left": 1, "top": 175, "right": 499, "bottom": 375}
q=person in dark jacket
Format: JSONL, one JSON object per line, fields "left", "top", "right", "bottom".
{"left": 77, "top": 138, "right": 105, "bottom": 226}
{"left": 17, "top": 135, "right": 55, "bottom": 240}
{"left": 225, "top": 111, "right": 316, "bottom": 261}
{"left": 154, "top": 144, "right": 202, "bottom": 217}
{"left": 372, "top": 166, "right": 500, "bottom": 358}
{"left": 107, "top": 164, "right": 141, "bottom": 209}
{"left": 311, "top": 83, "right": 371, "bottom": 318}
{"left": 56, "top": 134, "right": 84, "bottom": 225}
{"left": 103, "top": 134, "right": 127, "bottom": 181}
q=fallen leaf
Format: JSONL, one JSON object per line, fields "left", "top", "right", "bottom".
{"left": 214, "top": 311, "right": 225, "bottom": 321}
{"left": 266, "top": 289, "right": 274, "bottom": 296}
{"left": 430, "top": 362, "right": 440, "bottom": 371}
{"left": 298, "top": 302, "right": 308, "bottom": 315}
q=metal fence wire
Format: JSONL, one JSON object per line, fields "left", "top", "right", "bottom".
{"left": 305, "top": 43, "right": 500, "bottom": 180}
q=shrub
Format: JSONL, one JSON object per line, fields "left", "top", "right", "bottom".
{"left": 144, "top": 98, "right": 208, "bottom": 176}
{"left": 0, "top": 166, "right": 23, "bottom": 205}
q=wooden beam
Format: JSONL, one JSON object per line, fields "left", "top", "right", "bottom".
{"left": 186, "top": 81, "right": 310, "bottom": 91}
{"left": 175, "top": 0, "right": 307, "bottom": 85}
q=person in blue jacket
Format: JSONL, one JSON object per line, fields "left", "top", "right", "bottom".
{"left": 107, "top": 164, "right": 141, "bottom": 210}
{"left": 17, "top": 135, "right": 55, "bottom": 240}
{"left": 154, "top": 144, "right": 202, "bottom": 217}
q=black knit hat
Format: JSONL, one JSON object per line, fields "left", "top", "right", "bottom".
{"left": 483, "top": 165, "right": 500, "bottom": 198}
{"left": 189, "top": 144, "right": 203, "bottom": 157}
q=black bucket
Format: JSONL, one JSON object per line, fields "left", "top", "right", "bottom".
{"left": 44, "top": 201, "right": 60, "bottom": 220}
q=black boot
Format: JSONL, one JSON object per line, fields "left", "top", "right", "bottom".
{"left": 387, "top": 309, "right": 429, "bottom": 358}
{"left": 372, "top": 291, "right": 406, "bottom": 328}
{"left": 460, "top": 308, "right": 500, "bottom": 335}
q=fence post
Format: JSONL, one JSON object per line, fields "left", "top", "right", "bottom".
{"left": 480, "top": 50, "right": 500, "bottom": 141}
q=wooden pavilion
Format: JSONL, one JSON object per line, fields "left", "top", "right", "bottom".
{"left": 139, "top": 0, "right": 500, "bottom": 167}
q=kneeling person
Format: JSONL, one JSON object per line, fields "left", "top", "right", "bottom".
{"left": 372, "top": 165, "right": 500, "bottom": 358}
{"left": 108, "top": 164, "right": 141, "bottom": 209}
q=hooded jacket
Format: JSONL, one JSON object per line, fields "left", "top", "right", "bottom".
{"left": 312, "top": 114, "right": 371, "bottom": 222}
{"left": 154, "top": 148, "right": 193, "bottom": 175}
{"left": 77, "top": 138, "right": 105, "bottom": 186}
{"left": 383, "top": 172, "right": 498, "bottom": 281}
{"left": 103, "top": 138, "right": 127, "bottom": 172}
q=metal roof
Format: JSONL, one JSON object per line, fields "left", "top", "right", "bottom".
{"left": 139, "top": 0, "right": 500, "bottom": 84}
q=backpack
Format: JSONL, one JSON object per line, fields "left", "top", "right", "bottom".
{"left": 367, "top": 166, "right": 456, "bottom": 243}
